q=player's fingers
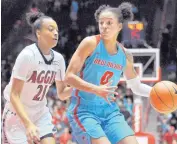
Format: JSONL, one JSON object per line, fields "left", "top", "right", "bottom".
{"left": 33, "top": 130, "right": 40, "bottom": 141}
{"left": 106, "top": 86, "right": 117, "bottom": 90}
{"left": 114, "top": 91, "right": 119, "bottom": 96}
{"left": 108, "top": 95, "right": 116, "bottom": 102}
{"left": 35, "top": 129, "right": 40, "bottom": 141}
{"left": 27, "top": 139, "right": 33, "bottom": 144}
{"left": 104, "top": 97, "right": 111, "bottom": 105}
{"left": 33, "top": 136, "right": 40, "bottom": 144}
{"left": 106, "top": 90, "right": 119, "bottom": 96}
{"left": 107, "top": 93, "right": 117, "bottom": 102}
{"left": 104, "top": 80, "right": 113, "bottom": 86}
{"left": 29, "top": 131, "right": 36, "bottom": 141}
{"left": 27, "top": 134, "right": 33, "bottom": 144}
{"left": 108, "top": 96, "right": 116, "bottom": 101}
{"left": 27, "top": 131, "right": 33, "bottom": 141}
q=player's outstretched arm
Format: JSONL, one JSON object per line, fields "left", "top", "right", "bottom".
{"left": 64, "top": 36, "right": 117, "bottom": 100}
{"left": 123, "top": 49, "right": 152, "bottom": 97}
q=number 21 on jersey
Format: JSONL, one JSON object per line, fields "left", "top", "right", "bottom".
{"left": 33, "top": 85, "right": 49, "bottom": 101}
{"left": 100, "top": 71, "right": 114, "bottom": 85}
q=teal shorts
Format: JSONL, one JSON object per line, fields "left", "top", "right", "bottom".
{"left": 67, "top": 97, "right": 134, "bottom": 144}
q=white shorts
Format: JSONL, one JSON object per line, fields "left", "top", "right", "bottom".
{"left": 2, "top": 103, "right": 57, "bottom": 144}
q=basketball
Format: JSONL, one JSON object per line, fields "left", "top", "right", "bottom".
{"left": 150, "top": 81, "right": 177, "bottom": 114}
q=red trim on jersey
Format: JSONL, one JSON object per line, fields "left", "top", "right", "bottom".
{"left": 95, "top": 35, "right": 101, "bottom": 45}
{"left": 117, "top": 42, "right": 126, "bottom": 54}
{"left": 73, "top": 64, "right": 86, "bottom": 132}
{"left": 73, "top": 92, "right": 86, "bottom": 132}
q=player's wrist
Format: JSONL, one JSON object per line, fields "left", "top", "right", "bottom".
{"left": 23, "top": 119, "right": 33, "bottom": 128}
{"left": 91, "top": 85, "right": 100, "bottom": 95}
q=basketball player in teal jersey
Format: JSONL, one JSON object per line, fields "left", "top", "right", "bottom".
{"left": 65, "top": 2, "right": 153, "bottom": 144}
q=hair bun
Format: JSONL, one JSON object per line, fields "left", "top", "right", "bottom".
{"left": 26, "top": 12, "right": 45, "bottom": 26}
{"left": 118, "top": 2, "right": 133, "bottom": 22}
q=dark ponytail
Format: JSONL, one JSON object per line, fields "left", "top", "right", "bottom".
{"left": 26, "top": 12, "right": 45, "bottom": 27}
{"left": 26, "top": 12, "right": 52, "bottom": 37}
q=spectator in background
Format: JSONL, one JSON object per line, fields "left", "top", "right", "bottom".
{"left": 53, "top": 0, "right": 61, "bottom": 12}
{"left": 13, "top": 20, "right": 22, "bottom": 33}
{"left": 4, "top": 59, "right": 11, "bottom": 82}
{"left": 46, "top": 0, "right": 55, "bottom": 15}
{"left": 86, "top": 25, "right": 96, "bottom": 36}
{"left": 123, "top": 97, "right": 133, "bottom": 115}
{"left": 1, "top": 81, "right": 7, "bottom": 112}
{"left": 169, "top": 112, "right": 177, "bottom": 130}
{"left": 160, "top": 24, "right": 172, "bottom": 66}
{"left": 123, "top": 89, "right": 133, "bottom": 115}
{"left": 120, "top": 104, "right": 132, "bottom": 126}
{"left": 69, "top": 21, "right": 79, "bottom": 43}
{"left": 167, "top": 60, "right": 176, "bottom": 83}
{"left": 62, "top": 0, "right": 70, "bottom": 11}
{"left": 163, "top": 126, "right": 177, "bottom": 144}
{"left": 162, "top": 118, "right": 170, "bottom": 135}
{"left": 70, "top": 0, "right": 79, "bottom": 21}
{"left": 30, "top": 3, "right": 38, "bottom": 12}
{"left": 124, "top": 89, "right": 134, "bottom": 103}
{"left": 59, "top": 128, "right": 72, "bottom": 144}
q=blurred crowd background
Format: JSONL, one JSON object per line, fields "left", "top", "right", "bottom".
{"left": 1, "top": 0, "right": 177, "bottom": 143}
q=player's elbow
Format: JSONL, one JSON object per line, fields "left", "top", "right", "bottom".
{"left": 130, "top": 85, "right": 139, "bottom": 95}
{"left": 10, "top": 91, "right": 20, "bottom": 103}
{"left": 58, "top": 95, "right": 65, "bottom": 101}
{"left": 64, "top": 76, "right": 70, "bottom": 85}
{"left": 64, "top": 73, "right": 74, "bottom": 85}
{"left": 58, "top": 90, "right": 71, "bottom": 101}
{"left": 57, "top": 90, "right": 65, "bottom": 101}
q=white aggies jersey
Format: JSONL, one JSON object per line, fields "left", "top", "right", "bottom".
{"left": 3, "top": 43, "right": 65, "bottom": 120}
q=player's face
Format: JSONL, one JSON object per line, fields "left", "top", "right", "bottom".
{"left": 37, "top": 18, "right": 59, "bottom": 48}
{"left": 98, "top": 11, "right": 122, "bottom": 40}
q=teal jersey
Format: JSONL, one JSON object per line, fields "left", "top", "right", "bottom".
{"left": 72, "top": 35, "right": 127, "bottom": 103}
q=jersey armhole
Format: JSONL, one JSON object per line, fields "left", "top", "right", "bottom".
{"left": 117, "top": 42, "right": 126, "bottom": 54}
{"left": 117, "top": 42, "right": 127, "bottom": 71}
{"left": 86, "top": 35, "right": 101, "bottom": 60}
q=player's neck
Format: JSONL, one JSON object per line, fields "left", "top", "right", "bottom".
{"left": 103, "top": 38, "right": 118, "bottom": 54}
{"left": 37, "top": 42, "right": 51, "bottom": 55}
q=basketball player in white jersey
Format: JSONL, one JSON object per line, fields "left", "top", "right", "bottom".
{"left": 2, "top": 12, "right": 72, "bottom": 144}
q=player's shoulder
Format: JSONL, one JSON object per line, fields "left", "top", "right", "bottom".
{"left": 21, "top": 43, "right": 37, "bottom": 55}
{"left": 82, "top": 35, "right": 99, "bottom": 45}
{"left": 17, "top": 43, "right": 36, "bottom": 60}
{"left": 78, "top": 35, "right": 100, "bottom": 54}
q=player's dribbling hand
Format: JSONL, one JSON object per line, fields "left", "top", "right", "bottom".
{"left": 26, "top": 122, "right": 40, "bottom": 144}
{"left": 94, "top": 81, "right": 118, "bottom": 104}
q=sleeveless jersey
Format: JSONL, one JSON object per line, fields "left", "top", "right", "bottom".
{"left": 72, "top": 35, "right": 127, "bottom": 104}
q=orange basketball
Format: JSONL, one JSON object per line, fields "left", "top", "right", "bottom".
{"left": 150, "top": 81, "right": 177, "bottom": 114}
